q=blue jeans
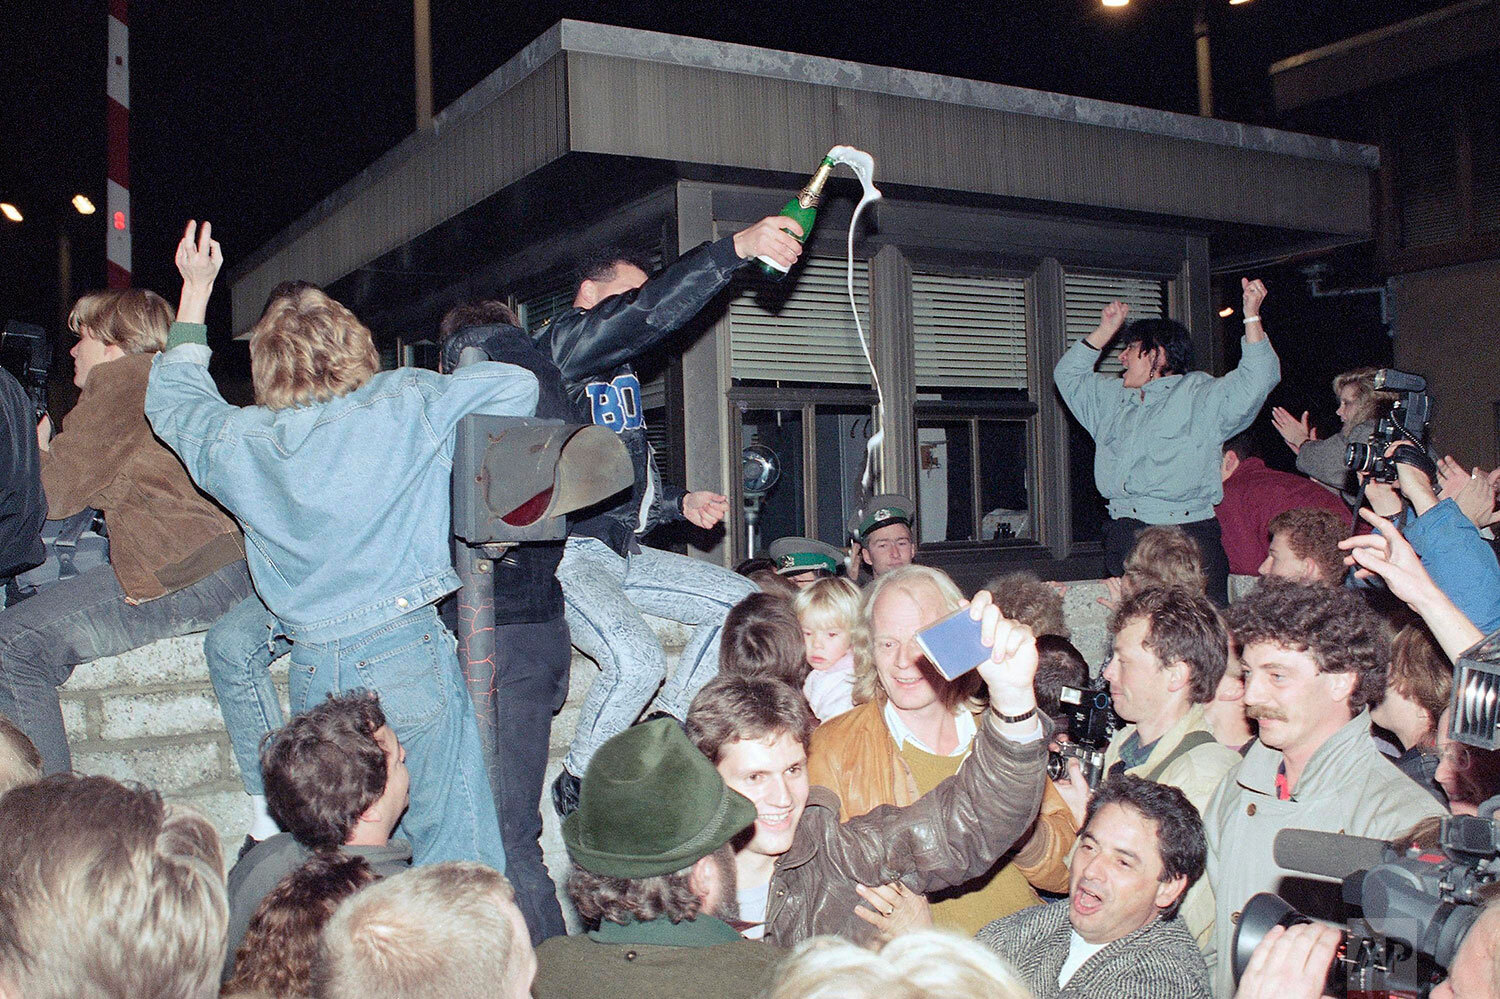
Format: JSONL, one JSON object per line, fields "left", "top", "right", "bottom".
{"left": 203, "top": 594, "right": 290, "bottom": 796}
{"left": 0, "top": 560, "right": 255, "bottom": 774}
{"left": 285, "top": 605, "right": 506, "bottom": 871}
{"left": 557, "top": 537, "right": 756, "bottom": 776}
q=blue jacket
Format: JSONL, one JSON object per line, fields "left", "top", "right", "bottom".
{"left": 1054, "top": 335, "right": 1280, "bottom": 524}
{"left": 145, "top": 326, "right": 538, "bottom": 642}
{"left": 1404, "top": 497, "right": 1500, "bottom": 635}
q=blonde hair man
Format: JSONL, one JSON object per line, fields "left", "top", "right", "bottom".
{"left": 320, "top": 862, "right": 535, "bottom": 999}
{"left": 0, "top": 774, "right": 228, "bottom": 999}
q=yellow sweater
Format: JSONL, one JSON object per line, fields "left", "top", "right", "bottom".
{"left": 900, "top": 742, "right": 1043, "bottom": 934}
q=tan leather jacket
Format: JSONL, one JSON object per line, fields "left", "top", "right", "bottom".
{"left": 809, "top": 700, "right": 1075, "bottom": 894}
{"left": 766, "top": 711, "right": 1046, "bottom": 947}
{"left": 40, "top": 353, "right": 242, "bottom": 602}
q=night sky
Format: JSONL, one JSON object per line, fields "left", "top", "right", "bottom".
{"left": 0, "top": 0, "right": 1454, "bottom": 393}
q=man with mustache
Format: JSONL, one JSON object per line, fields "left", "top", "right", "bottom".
{"left": 1202, "top": 580, "right": 1445, "bottom": 997}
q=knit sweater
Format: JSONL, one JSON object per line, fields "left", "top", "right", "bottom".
{"left": 978, "top": 898, "right": 1212, "bottom": 999}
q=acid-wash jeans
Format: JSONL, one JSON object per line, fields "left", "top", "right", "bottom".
{"left": 203, "top": 593, "right": 289, "bottom": 796}
{"left": 0, "top": 559, "right": 254, "bottom": 774}
{"left": 557, "top": 536, "right": 756, "bottom": 776}
{"left": 285, "top": 603, "right": 506, "bottom": 872}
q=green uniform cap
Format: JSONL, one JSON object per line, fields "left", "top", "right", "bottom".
{"left": 766, "top": 536, "right": 843, "bottom": 576}
{"left": 849, "top": 493, "right": 916, "bottom": 544}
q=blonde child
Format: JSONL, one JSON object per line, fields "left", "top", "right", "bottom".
{"left": 793, "top": 577, "right": 862, "bottom": 722}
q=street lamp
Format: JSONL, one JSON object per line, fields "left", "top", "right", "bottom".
{"left": 72, "top": 194, "right": 96, "bottom": 215}
{"left": 0, "top": 203, "right": 21, "bottom": 223}
{"left": 1100, "top": 0, "right": 1253, "bottom": 117}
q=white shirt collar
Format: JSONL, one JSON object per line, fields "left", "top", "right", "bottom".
{"left": 882, "top": 700, "right": 975, "bottom": 756}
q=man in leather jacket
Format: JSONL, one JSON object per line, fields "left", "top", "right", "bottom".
{"left": 543, "top": 213, "right": 807, "bottom": 815}
{"left": 684, "top": 586, "right": 1047, "bottom": 946}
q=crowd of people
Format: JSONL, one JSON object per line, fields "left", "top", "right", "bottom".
{"left": 0, "top": 212, "right": 1499, "bottom": 999}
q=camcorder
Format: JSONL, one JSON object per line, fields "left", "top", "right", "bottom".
{"left": 1046, "top": 683, "right": 1117, "bottom": 789}
{"left": 1233, "top": 628, "right": 1500, "bottom": 998}
{"left": 1344, "top": 368, "right": 1435, "bottom": 484}
{"left": 0, "top": 320, "right": 50, "bottom": 421}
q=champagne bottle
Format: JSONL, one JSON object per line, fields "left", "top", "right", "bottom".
{"left": 757, "top": 155, "right": 836, "bottom": 279}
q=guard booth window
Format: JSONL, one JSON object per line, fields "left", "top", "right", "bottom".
{"left": 726, "top": 257, "right": 875, "bottom": 561}
{"left": 912, "top": 270, "right": 1035, "bottom": 545}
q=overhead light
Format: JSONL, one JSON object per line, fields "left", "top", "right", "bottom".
{"left": 1229, "top": 0, "right": 1253, "bottom": 4}
{"left": 0, "top": 203, "right": 21, "bottom": 223}
{"left": 1102, "top": 0, "right": 1129, "bottom": 6}
{"left": 1218, "top": 306, "right": 1235, "bottom": 318}
{"left": 72, "top": 194, "right": 96, "bottom": 215}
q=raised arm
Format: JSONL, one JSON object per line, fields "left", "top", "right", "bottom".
{"left": 175, "top": 220, "right": 221, "bottom": 326}
{"left": 1212, "top": 278, "right": 1281, "bottom": 437}
{"left": 1053, "top": 301, "right": 1129, "bottom": 436}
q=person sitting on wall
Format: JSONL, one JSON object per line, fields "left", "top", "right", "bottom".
{"left": 223, "top": 690, "right": 414, "bottom": 981}
{"left": 145, "top": 222, "right": 537, "bottom": 877}
{"left": 0, "top": 364, "right": 44, "bottom": 600}
{"left": 541, "top": 215, "right": 804, "bottom": 820}
{"left": 0, "top": 283, "right": 253, "bottom": 777}
{"left": 1054, "top": 278, "right": 1280, "bottom": 606}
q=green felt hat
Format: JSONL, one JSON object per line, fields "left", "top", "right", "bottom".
{"left": 767, "top": 537, "right": 843, "bottom": 576}
{"left": 850, "top": 494, "right": 915, "bottom": 543}
{"left": 562, "top": 718, "right": 756, "bottom": 879}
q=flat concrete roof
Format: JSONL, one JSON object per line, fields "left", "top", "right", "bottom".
{"left": 232, "top": 19, "right": 1380, "bottom": 334}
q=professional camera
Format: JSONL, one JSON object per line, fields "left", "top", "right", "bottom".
{"left": 1345, "top": 368, "right": 1435, "bottom": 483}
{"left": 0, "top": 320, "right": 50, "bottom": 421}
{"left": 1046, "top": 683, "right": 1117, "bottom": 789}
{"left": 1232, "top": 627, "right": 1500, "bottom": 998}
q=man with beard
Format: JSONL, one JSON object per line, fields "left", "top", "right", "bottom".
{"left": 533, "top": 718, "right": 784, "bottom": 999}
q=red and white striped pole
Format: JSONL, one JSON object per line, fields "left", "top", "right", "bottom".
{"left": 106, "top": 0, "right": 130, "bottom": 288}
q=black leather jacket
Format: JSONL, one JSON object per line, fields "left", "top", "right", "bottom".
{"left": 442, "top": 323, "right": 582, "bottom": 624}
{"left": 766, "top": 715, "right": 1047, "bottom": 947}
{"left": 540, "top": 235, "right": 747, "bottom": 556}
{"left": 0, "top": 367, "right": 45, "bottom": 579}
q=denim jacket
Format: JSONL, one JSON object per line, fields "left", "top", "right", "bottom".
{"left": 145, "top": 328, "right": 538, "bottom": 642}
{"left": 1054, "top": 335, "right": 1280, "bottom": 524}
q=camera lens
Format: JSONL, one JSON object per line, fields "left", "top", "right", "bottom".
{"left": 1346, "top": 441, "right": 1373, "bottom": 473}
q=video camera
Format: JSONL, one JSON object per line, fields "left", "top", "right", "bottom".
{"left": 1233, "top": 627, "right": 1500, "bottom": 997}
{"left": 1344, "top": 368, "right": 1435, "bottom": 483}
{"left": 0, "top": 320, "right": 50, "bottom": 421}
{"left": 1046, "top": 683, "right": 1117, "bottom": 790}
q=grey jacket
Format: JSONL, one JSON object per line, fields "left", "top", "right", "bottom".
{"left": 1203, "top": 711, "right": 1445, "bottom": 997}
{"left": 978, "top": 898, "right": 1212, "bottom": 999}
{"left": 1296, "top": 418, "right": 1376, "bottom": 499}
{"left": 766, "top": 713, "right": 1046, "bottom": 947}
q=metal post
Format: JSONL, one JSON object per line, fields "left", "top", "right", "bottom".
{"left": 1194, "top": 1, "right": 1214, "bottom": 118}
{"left": 455, "top": 540, "right": 500, "bottom": 780}
{"left": 413, "top": 0, "right": 433, "bottom": 129}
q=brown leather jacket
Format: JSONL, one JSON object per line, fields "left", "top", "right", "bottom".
{"left": 40, "top": 353, "right": 242, "bottom": 602}
{"left": 809, "top": 700, "right": 1076, "bottom": 895}
{"left": 765, "top": 712, "right": 1046, "bottom": 947}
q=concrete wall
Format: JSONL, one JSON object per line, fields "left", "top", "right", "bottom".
{"left": 1394, "top": 261, "right": 1500, "bottom": 470}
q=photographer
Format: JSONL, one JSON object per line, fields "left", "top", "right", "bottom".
{"left": 1203, "top": 581, "right": 1447, "bottom": 998}
{"left": 1363, "top": 444, "right": 1500, "bottom": 635}
{"left": 0, "top": 366, "right": 44, "bottom": 594}
{"left": 1054, "top": 585, "right": 1241, "bottom": 948}
{"left": 1054, "top": 278, "right": 1279, "bottom": 606}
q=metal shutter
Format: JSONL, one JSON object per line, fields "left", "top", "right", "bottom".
{"left": 1063, "top": 273, "right": 1170, "bottom": 374}
{"left": 912, "top": 273, "right": 1028, "bottom": 390}
{"left": 729, "top": 258, "right": 872, "bottom": 384}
